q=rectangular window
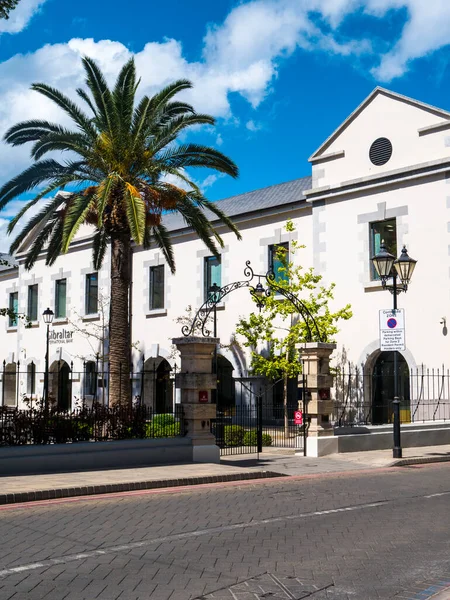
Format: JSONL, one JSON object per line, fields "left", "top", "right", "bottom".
{"left": 204, "top": 256, "right": 221, "bottom": 301}
{"left": 370, "top": 219, "right": 397, "bottom": 280}
{"left": 55, "top": 279, "right": 67, "bottom": 319}
{"left": 27, "top": 284, "right": 38, "bottom": 321}
{"left": 268, "top": 242, "right": 289, "bottom": 284}
{"left": 149, "top": 265, "right": 165, "bottom": 310}
{"left": 85, "top": 273, "right": 98, "bottom": 315}
{"left": 27, "top": 362, "right": 36, "bottom": 395}
{"left": 8, "top": 292, "right": 18, "bottom": 327}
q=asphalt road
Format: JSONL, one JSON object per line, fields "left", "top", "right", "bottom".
{"left": 1, "top": 464, "right": 450, "bottom": 600}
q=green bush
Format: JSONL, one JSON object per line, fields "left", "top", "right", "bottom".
{"left": 145, "top": 421, "right": 180, "bottom": 438}
{"left": 224, "top": 425, "right": 245, "bottom": 447}
{"left": 242, "top": 431, "right": 273, "bottom": 447}
{"left": 152, "top": 414, "right": 176, "bottom": 427}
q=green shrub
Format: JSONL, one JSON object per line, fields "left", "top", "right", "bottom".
{"left": 224, "top": 425, "right": 245, "bottom": 447}
{"left": 145, "top": 421, "right": 180, "bottom": 438}
{"left": 262, "top": 433, "right": 272, "bottom": 447}
{"left": 242, "top": 431, "right": 273, "bottom": 447}
{"left": 152, "top": 414, "right": 175, "bottom": 427}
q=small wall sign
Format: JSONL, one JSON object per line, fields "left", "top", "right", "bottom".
{"left": 198, "top": 390, "right": 208, "bottom": 403}
{"left": 318, "top": 388, "right": 330, "bottom": 400}
{"left": 49, "top": 329, "right": 74, "bottom": 344}
{"left": 294, "top": 410, "right": 303, "bottom": 425}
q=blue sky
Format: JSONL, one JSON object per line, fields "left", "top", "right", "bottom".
{"left": 0, "top": 0, "right": 450, "bottom": 241}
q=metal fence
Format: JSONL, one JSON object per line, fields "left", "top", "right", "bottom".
{"left": 0, "top": 361, "right": 177, "bottom": 412}
{"left": 0, "top": 404, "right": 184, "bottom": 446}
{"left": 334, "top": 366, "right": 450, "bottom": 427}
{"left": 214, "top": 377, "right": 305, "bottom": 455}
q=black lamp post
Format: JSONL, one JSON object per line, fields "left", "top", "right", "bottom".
{"left": 209, "top": 283, "right": 221, "bottom": 398}
{"left": 42, "top": 307, "right": 54, "bottom": 412}
{"left": 371, "top": 242, "right": 417, "bottom": 458}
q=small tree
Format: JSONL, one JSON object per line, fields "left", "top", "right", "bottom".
{"left": 0, "top": 0, "right": 19, "bottom": 19}
{"left": 236, "top": 221, "right": 352, "bottom": 432}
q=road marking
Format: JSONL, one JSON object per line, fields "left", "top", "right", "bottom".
{"left": 0, "top": 498, "right": 393, "bottom": 578}
{"left": 1, "top": 486, "right": 448, "bottom": 579}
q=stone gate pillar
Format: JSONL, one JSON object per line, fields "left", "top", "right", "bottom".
{"left": 297, "top": 342, "right": 337, "bottom": 457}
{"left": 172, "top": 337, "right": 219, "bottom": 463}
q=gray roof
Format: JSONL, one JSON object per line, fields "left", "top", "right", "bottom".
{"left": 162, "top": 175, "right": 312, "bottom": 232}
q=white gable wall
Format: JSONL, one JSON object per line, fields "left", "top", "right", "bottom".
{"left": 312, "top": 93, "right": 450, "bottom": 190}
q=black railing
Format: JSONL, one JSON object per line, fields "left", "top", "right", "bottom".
{"left": 0, "top": 404, "right": 184, "bottom": 446}
{"left": 334, "top": 366, "right": 450, "bottom": 427}
{"left": 0, "top": 363, "right": 177, "bottom": 412}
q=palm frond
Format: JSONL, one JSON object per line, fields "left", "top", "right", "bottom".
{"left": 151, "top": 223, "right": 175, "bottom": 273}
{"left": 82, "top": 56, "right": 116, "bottom": 136}
{"left": 22, "top": 216, "right": 58, "bottom": 270}
{"left": 61, "top": 193, "right": 94, "bottom": 253}
{"left": 0, "top": 160, "right": 74, "bottom": 209}
{"left": 46, "top": 218, "right": 65, "bottom": 265}
{"left": 76, "top": 87, "right": 98, "bottom": 117}
{"left": 8, "top": 196, "right": 64, "bottom": 253}
{"left": 156, "top": 143, "right": 239, "bottom": 178}
{"left": 125, "top": 182, "right": 145, "bottom": 244}
{"left": 92, "top": 228, "right": 109, "bottom": 270}
{"left": 31, "top": 132, "right": 92, "bottom": 161}
{"left": 30, "top": 83, "right": 97, "bottom": 138}
{"left": 194, "top": 195, "right": 241, "bottom": 240}
{"left": 95, "top": 174, "right": 117, "bottom": 226}
{"left": 5, "top": 120, "right": 80, "bottom": 146}
{"left": 113, "top": 58, "right": 136, "bottom": 136}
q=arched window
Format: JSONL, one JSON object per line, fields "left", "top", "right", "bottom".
{"left": 27, "top": 362, "right": 36, "bottom": 396}
{"left": 84, "top": 361, "right": 97, "bottom": 396}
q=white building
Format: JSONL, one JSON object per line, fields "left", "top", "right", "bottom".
{"left": 1, "top": 87, "right": 450, "bottom": 423}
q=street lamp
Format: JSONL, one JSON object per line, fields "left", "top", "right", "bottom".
{"left": 371, "top": 242, "right": 417, "bottom": 459}
{"left": 42, "top": 307, "right": 54, "bottom": 412}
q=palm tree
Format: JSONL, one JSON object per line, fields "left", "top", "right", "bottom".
{"left": 0, "top": 0, "right": 19, "bottom": 20}
{"left": 0, "top": 57, "right": 240, "bottom": 405}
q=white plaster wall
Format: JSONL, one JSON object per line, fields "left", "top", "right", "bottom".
{"left": 131, "top": 207, "right": 314, "bottom": 376}
{"left": 312, "top": 94, "right": 450, "bottom": 190}
{"left": 1, "top": 243, "right": 111, "bottom": 407}
{"left": 319, "top": 173, "right": 450, "bottom": 370}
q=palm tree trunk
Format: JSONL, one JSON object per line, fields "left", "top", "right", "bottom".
{"left": 109, "top": 232, "right": 131, "bottom": 406}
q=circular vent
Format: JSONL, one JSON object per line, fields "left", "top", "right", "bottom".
{"left": 369, "top": 137, "right": 393, "bottom": 166}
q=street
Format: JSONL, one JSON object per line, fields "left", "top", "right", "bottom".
{"left": 1, "top": 464, "right": 450, "bottom": 599}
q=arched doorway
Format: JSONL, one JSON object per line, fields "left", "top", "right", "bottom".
{"left": 215, "top": 355, "right": 235, "bottom": 408}
{"left": 142, "top": 357, "right": 173, "bottom": 413}
{"left": 3, "top": 362, "right": 17, "bottom": 407}
{"left": 49, "top": 361, "right": 71, "bottom": 410}
{"left": 372, "top": 352, "right": 410, "bottom": 424}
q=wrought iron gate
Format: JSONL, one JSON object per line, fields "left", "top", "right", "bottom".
{"left": 213, "top": 377, "right": 306, "bottom": 456}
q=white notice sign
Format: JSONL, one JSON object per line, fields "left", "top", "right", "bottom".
{"left": 379, "top": 309, "right": 405, "bottom": 351}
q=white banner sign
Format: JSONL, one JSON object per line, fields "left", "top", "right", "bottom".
{"left": 379, "top": 309, "right": 405, "bottom": 351}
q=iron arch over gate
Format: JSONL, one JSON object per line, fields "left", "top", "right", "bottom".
{"left": 180, "top": 260, "right": 316, "bottom": 455}
{"left": 182, "top": 260, "right": 323, "bottom": 342}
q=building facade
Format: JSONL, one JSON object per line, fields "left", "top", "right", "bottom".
{"left": 1, "top": 87, "right": 449, "bottom": 421}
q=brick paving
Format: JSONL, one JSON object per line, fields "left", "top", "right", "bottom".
{"left": 0, "top": 464, "right": 450, "bottom": 599}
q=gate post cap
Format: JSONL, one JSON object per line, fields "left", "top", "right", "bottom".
{"left": 172, "top": 336, "right": 219, "bottom": 346}
{"left": 295, "top": 342, "right": 337, "bottom": 350}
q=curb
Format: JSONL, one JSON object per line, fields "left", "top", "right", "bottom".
{"left": 0, "top": 470, "right": 286, "bottom": 505}
{"left": 390, "top": 455, "right": 450, "bottom": 467}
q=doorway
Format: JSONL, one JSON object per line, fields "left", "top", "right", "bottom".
{"left": 372, "top": 352, "right": 410, "bottom": 424}
{"left": 49, "top": 361, "right": 71, "bottom": 410}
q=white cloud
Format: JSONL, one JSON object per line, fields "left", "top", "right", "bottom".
{"left": 1, "top": 0, "right": 450, "bottom": 233}
{"left": 200, "top": 173, "right": 226, "bottom": 192}
{"left": 0, "top": 0, "right": 47, "bottom": 34}
{"left": 246, "top": 120, "right": 263, "bottom": 132}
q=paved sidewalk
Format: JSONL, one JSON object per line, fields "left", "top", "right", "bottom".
{"left": 1, "top": 443, "right": 450, "bottom": 505}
